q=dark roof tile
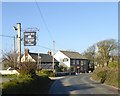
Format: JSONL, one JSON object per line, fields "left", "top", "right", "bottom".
{"left": 29, "top": 52, "right": 58, "bottom": 63}
{"left": 60, "top": 50, "right": 87, "bottom": 59}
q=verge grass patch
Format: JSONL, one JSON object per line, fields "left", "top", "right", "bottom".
{"left": 91, "top": 66, "right": 119, "bottom": 88}
{"left": 2, "top": 74, "right": 53, "bottom": 94}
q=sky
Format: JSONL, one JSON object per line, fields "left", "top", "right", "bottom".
{"left": 0, "top": 1, "right": 118, "bottom": 58}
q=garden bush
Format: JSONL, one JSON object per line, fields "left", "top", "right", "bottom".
{"left": 37, "top": 70, "right": 55, "bottom": 77}
{"left": 18, "top": 62, "right": 37, "bottom": 75}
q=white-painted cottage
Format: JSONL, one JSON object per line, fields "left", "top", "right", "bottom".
{"left": 21, "top": 49, "right": 58, "bottom": 70}
{"left": 54, "top": 50, "right": 89, "bottom": 73}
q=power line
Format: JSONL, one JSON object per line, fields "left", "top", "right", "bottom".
{"left": 36, "top": 45, "right": 53, "bottom": 50}
{"left": 35, "top": 1, "right": 54, "bottom": 41}
{"left": 36, "top": 45, "right": 58, "bottom": 51}
{"left": 34, "top": 1, "right": 58, "bottom": 57}
{"left": 0, "top": 35, "right": 14, "bottom": 38}
{"left": 0, "top": 34, "right": 16, "bottom": 67}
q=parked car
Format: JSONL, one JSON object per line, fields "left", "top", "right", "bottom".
{"left": 0, "top": 67, "right": 19, "bottom": 75}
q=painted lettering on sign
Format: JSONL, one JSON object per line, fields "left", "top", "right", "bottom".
{"left": 24, "top": 32, "right": 36, "bottom": 46}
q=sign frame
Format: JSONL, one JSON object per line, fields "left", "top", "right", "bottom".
{"left": 24, "top": 32, "right": 36, "bottom": 46}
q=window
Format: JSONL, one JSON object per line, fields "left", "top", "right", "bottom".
{"left": 63, "top": 58, "right": 68, "bottom": 62}
{"left": 76, "top": 60, "right": 79, "bottom": 65}
{"left": 81, "top": 60, "right": 83, "bottom": 66}
{"left": 72, "top": 60, "right": 75, "bottom": 65}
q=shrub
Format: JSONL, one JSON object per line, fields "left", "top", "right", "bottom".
{"left": 2, "top": 74, "right": 18, "bottom": 78}
{"left": 97, "top": 69, "right": 107, "bottom": 83}
{"left": 92, "top": 67, "right": 105, "bottom": 81}
{"left": 91, "top": 67, "right": 119, "bottom": 88}
{"left": 18, "top": 62, "right": 37, "bottom": 75}
{"left": 108, "top": 62, "right": 118, "bottom": 68}
{"left": 69, "top": 66, "right": 74, "bottom": 71}
{"left": 92, "top": 67, "right": 109, "bottom": 83}
{"left": 105, "top": 68, "right": 119, "bottom": 87}
{"left": 59, "top": 65, "right": 67, "bottom": 72}
{"left": 37, "top": 70, "right": 55, "bottom": 77}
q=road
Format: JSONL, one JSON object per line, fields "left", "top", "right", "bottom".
{"left": 49, "top": 73, "right": 119, "bottom": 95}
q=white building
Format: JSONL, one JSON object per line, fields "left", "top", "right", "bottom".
{"left": 54, "top": 50, "right": 89, "bottom": 73}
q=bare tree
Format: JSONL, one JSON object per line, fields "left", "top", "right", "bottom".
{"left": 82, "top": 44, "right": 96, "bottom": 71}
{"left": 97, "top": 39, "right": 117, "bottom": 67}
{"left": 83, "top": 45, "right": 96, "bottom": 62}
{"left": 2, "top": 50, "right": 18, "bottom": 68}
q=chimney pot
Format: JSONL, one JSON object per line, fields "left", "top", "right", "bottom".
{"left": 48, "top": 50, "right": 52, "bottom": 55}
{"left": 25, "top": 48, "right": 29, "bottom": 56}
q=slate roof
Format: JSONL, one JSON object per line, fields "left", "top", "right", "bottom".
{"left": 60, "top": 50, "right": 87, "bottom": 59}
{"left": 29, "top": 52, "right": 58, "bottom": 63}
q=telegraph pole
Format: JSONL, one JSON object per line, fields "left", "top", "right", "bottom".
{"left": 52, "top": 40, "right": 55, "bottom": 72}
{"left": 13, "top": 36, "right": 16, "bottom": 68}
{"left": 14, "top": 23, "right": 39, "bottom": 69}
{"left": 17, "top": 23, "right": 21, "bottom": 68}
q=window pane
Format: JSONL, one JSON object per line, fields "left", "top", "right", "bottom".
{"left": 73, "top": 60, "right": 75, "bottom": 65}
{"left": 77, "top": 60, "right": 79, "bottom": 65}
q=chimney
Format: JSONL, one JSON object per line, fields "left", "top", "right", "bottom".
{"left": 48, "top": 50, "right": 52, "bottom": 55}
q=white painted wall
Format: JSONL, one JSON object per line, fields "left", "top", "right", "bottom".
{"left": 21, "top": 54, "right": 36, "bottom": 62}
{"left": 54, "top": 51, "right": 70, "bottom": 67}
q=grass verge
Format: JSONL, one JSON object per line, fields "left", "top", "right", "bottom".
{"left": 2, "top": 74, "right": 54, "bottom": 94}
{"left": 91, "top": 67, "right": 119, "bottom": 88}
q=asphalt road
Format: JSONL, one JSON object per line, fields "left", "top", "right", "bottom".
{"left": 49, "top": 73, "right": 119, "bottom": 95}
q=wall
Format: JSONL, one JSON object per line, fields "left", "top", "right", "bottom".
{"left": 54, "top": 51, "right": 70, "bottom": 67}
{"left": 21, "top": 54, "right": 36, "bottom": 62}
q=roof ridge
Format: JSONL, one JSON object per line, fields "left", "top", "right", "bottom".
{"left": 60, "top": 50, "right": 78, "bottom": 53}
{"left": 29, "top": 52, "right": 47, "bottom": 55}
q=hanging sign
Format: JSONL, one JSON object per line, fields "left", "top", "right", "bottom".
{"left": 24, "top": 32, "right": 36, "bottom": 46}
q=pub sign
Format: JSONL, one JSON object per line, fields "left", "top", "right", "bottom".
{"left": 24, "top": 32, "right": 36, "bottom": 46}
